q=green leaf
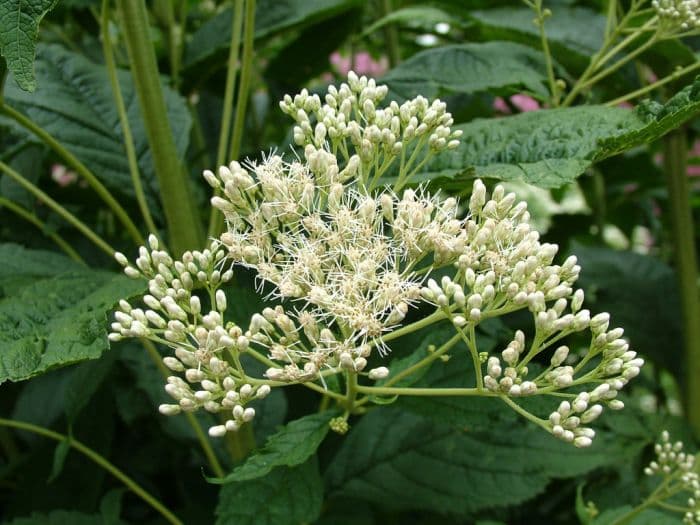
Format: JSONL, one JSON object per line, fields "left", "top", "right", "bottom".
{"left": 209, "top": 411, "right": 336, "bottom": 484}
{"left": 597, "top": 75, "right": 700, "bottom": 158}
{"left": 0, "top": 243, "right": 82, "bottom": 296}
{"left": 416, "top": 105, "right": 640, "bottom": 189}
{"left": 574, "top": 245, "right": 683, "bottom": 378}
{"left": 326, "top": 408, "right": 632, "bottom": 516}
{"left": 383, "top": 42, "right": 552, "bottom": 100}
{"left": 47, "top": 437, "right": 71, "bottom": 483}
{"left": 468, "top": 7, "right": 605, "bottom": 72}
{"left": 184, "top": 0, "right": 362, "bottom": 72}
{"left": 0, "top": 270, "right": 145, "bottom": 384}
{"left": 2, "top": 44, "right": 191, "bottom": 209}
{"left": 360, "top": 6, "right": 456, "bottom": 38}
{"left": 215, "top": 457, "right": 323, "bottom": 525}
{"left": 592, "top": 506, "right": 678, "bottom": 525}
{"left": 0, "top": 0, "right": 58, "bottom": 91}
{"left": 5, "top": 510, "right": 115, "bottom": 525}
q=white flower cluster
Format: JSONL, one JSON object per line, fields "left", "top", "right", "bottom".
{"left": 645, "top": 431, "right": 700, "bottom": 524}
{"left": 111, "top": 237, "right": 272, "bottom": 437}
{"left": 279, "top": 71, "right": 461, "bottom": 190}
{"left": 654, "top": 0, "right": 700, "bottom": 30}
{"left": 108, "top": 72, "right": 643, "bottom": 446}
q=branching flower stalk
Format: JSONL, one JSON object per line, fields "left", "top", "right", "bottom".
{"left": 601, "top": 432, "right": 700, "bottom": 525}
{"left": 560, "top": 0, "right": 700, "bottom": 106}
{"left": 110, "top": 72, "right": 643, "bottom": 448}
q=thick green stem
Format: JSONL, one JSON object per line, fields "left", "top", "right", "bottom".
{"left": 117, "top": 0, "right": 204, "bottom": 255}
{"left": 381, "top": 0, "right": 400, "bottom": 67}
{"left": 0, "top": 418, "right": 183, "bottom": 525}
{"left": 0, "top": 197, "right": 85, "bottom": 263}
{"left": 0, "top": 161, "right": 115, "bottom": 256}
{"left": 0, "top": 104, "right": 144, "bottom": 245}
{"left": 663, "top": 131, "right": 700, "bottom": 436}
{"left": 101, "top": 0, "right": 160, "bottom": 241}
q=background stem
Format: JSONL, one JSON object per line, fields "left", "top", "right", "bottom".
{"left": 0, "top": 417, "right": 183, "bottom": 525}
{"left": 117, "top": 0, "right": 204, "bottom": 255}
{"left": 663, "top": 130, "right": 700, "bottom": 436}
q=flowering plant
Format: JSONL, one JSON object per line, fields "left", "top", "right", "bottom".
{"left": 0, "top": 1, "right": 698, "bottom": 524}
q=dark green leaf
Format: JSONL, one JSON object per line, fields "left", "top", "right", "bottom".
{"left": 2, "top": 44, "right": 191, "bottom": 210}
{"left": 574, "top": 245, "right": 683, "bottom": 378}
{"left": 184, "top": 0, "right": 362, "bottom": 72}
{"left": 209, "top": 411, "right": 336, "bottom": 484}
{"left": 326, "top": 408, "right": 634, "bottom": 516}
{"left": 4, "top": 510, "right": 112, "bottom": 525}
{"left": 383, "top": 42, "right": 552, "bottom": 100}
{"left": 0, "top": 0, "right": 58, "bottom": 91}
{"left": 0, "top": 270, "right": 145, "bottom": 383}
{"left": 0, "top": 243, "right": 83, "bottom": 296}
{"left": 597, "top": 75, "right": 700, "bottom": 158}
{"left": 215, "top": 457, "right": 323, "bottom": 525}
{"left": 592, "top": 506, "right": 678, "bottom": 525}
{"left": 360, "top": 6, "right": 456, "bottom": 38}
{"left": 47, "top": 438, "right": 71, "bottom": 483}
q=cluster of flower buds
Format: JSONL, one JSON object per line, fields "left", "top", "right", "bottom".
{"left": 111, "top": 236, "right": 275, "bottom": 437}
{"left": 645, "top": 431, "right": 699, "bottom": 523}
{"left": 654, "top": 0, "right": 700, "bottom": 31}
{"left": 279, "top": 71, "right": 461, "bottom": 188}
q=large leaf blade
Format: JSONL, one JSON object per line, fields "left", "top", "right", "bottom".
{"left": 0, "top": 0, "right": 57, "bottom": 91}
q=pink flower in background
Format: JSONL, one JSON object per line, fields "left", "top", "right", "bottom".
{"left": 492, "top": 94, "right": 541, "bottom": 114}
{"left": 51, "top": 164, "right": 78, "bottom": 187}
{"left": 330, "top": 51, "right": 389, "bottom": 77}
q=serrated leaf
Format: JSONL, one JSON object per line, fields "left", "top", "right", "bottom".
{"left": 2, "top": 44, "right": 191, "bottom": 210}
{"left": 0, "top": 0, "right": 58, "bottom": 91}
{"left": 326, "top": 408, "right": 632, "bottom": 516}
{"left": 574, "top": 245, "right": 683, "bottom": 378}
{"left": 0, "top": 270, "right": 145, "bottom": 384}
{"left": 184, "top": 0, "right": 362, "bottom": 72}
{"left": 215, "top": 457, "right": 323, "bottom": 525}
{"left": 0, "top": 243, "right": 83, "bottom": 296}
{"left": 209, "top": 411, "right": 336, "bottom": 484}
{"left": 597, "top": 75, "right": 700, "bottom": 158}
{"left": 383, "top": 42, "right": 552, "bottom": 100}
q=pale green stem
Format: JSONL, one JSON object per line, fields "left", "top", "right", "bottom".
{"left": 382, "top": 332, "right": 462, "bottom": 388}
{"left": 663, "top": 131, "right": 700, "bottom": 436}
{"left": 140, "top": 339, "right": 225, "bottom": 476}
{"left": 207, "top": 0, "right": 245, "bottom": 238}
{"left": 532, "top": 0, "right": 559, "bottom": 106}
{"left": 0, "top": 161, "right": 115, "bottom": 256}
{"left": 499, "top": 395, "right": 551, "bottom": 432}
{"left": 101, "top": 0, "right": 160, "bottom": 242}
{"left": 356, "top": 385, "right": 494, "bottom": 397}
{"left": 117, "top": 0, "right": 204, "bottom": 255}
{"left": 379, "top": 308, "right": 448, "bottom": 344}
{"left": 0, "top": 196, "right": 85, "bottom": 263}
{"left": 606, "top": 60, "right": 700, "bottom": 106}
{"left": 0, "top": 104, "right": 144, "bottom": 245}
{"left": 0, "top": 417, "right": 183, "bottom": 525}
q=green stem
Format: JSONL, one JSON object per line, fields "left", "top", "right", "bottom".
{"left": 499, "top": 395, "right": 551, "bottom": 432}
{"left": 117, "top": 0, "right": 204, "bottom": 255}
{"left": 140, "top": 339, "right": 225, "bottom": 476}
{"left": 0, "top": 161, "right": 115, "bottom": 256}
{"left": 356, "top": 385, "right": 493, "bottom": 397}
{"left": 380, "top": 308, "right": 447, "bottom": 344}
{"left": 208, "top": 0, "right": 245, "bottom": 237}
{"left": 0, "top": 196, "right": 85, "bottom": 263}
{"left": 0, "top": 105, "right": 144, "bottom": 245}
{"left": 663, "top": 130, "right": 700, "bottom": 436}
{"left": 101, "top": 0, "right": 160, "bottom": 241}
{"left": 0, "top": 417, "right": 183, "bottom": 525}
{"left": 606, "top": 60, "right": 700, "bottom": 106}
{"left": 382, "top": 333, "right": 462, "bottom": 388}
{"left": 381, "top": 0, "right": 400, "bottom": 67}
{"left": 533, "top": 0, "right": 559, "bottom": 106}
